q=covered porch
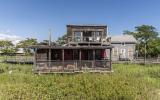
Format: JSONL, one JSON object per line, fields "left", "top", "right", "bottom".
{"left": 32, "top": 46, "right": 113, "bottom": 73}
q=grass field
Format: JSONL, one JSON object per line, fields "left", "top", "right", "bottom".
{"left": 0, "top": 62, "right": 159, "bottom": 100}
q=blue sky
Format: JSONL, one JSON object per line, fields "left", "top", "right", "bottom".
{"left": 0, "top": 0, "right": 160, "bottom": 42}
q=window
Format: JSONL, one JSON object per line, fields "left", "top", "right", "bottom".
{"left": 74, "top": 31, "right": 82, "bottom": 42}
{"left": 120, "top": 49, "right": 126, "bottom": 58}
{"left": 95, "top": 32, "right": 100, "bottom": 37}
{"left": 74, "top": 32, "right": 81, "bottom": 37}
{"left": 128, "top": 48, "right": 133, "bottom": 57}
{"left": 113, "top": 48, "right": 118, "bottom": 56}
{"left": 94, "top": 31, "right": 101, "bottom": 42}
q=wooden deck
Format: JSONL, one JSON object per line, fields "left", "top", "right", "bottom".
{"left": 5, "top": 60, "right": 33, "bottom": 64}
{"left": 4, "top": 56, "right": 34, "bottom": 64}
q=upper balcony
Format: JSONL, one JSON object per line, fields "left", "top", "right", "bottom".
{"left": 71, "top": 31, "right": 103, "bottom": 42}
{"left": 66, "top": 24, "right": 110, "bottom": 45}
{"left": 67, "top": 31, "right": 111, "bottom": 46}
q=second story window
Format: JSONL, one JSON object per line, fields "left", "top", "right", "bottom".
{"left": 74, "top": 31, "right": 82, "bottom": 42}
{"left": 94, "top": 31, "right": 102, "bottom": 42}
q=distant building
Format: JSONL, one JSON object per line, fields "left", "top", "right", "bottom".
{"left": 16, "top": 48, "right": 25, "bottom": 55}
{"left": 111, "top": 35, "right": 137, "bottom": 61}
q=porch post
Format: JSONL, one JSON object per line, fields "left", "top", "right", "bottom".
{"left": 48, "top": 48, "right": 51, "bottom": 67}
{"left": 62, "top": 49, "right": 64, "bottom": 70}
{"left": 109, "top": 48, "right": 112, "bottom": 71}
{"left": 34, "top": 48, "right": 37, "bottom": 68}
{"left": 79, "top": 49, "right": 82, "bottom": 70}
{"left": 93, "top": 49, "right": 95, "bottom": 68}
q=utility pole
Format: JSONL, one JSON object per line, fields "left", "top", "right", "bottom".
{"left": 49, "top": 29, "right": 52, "bottom": 46}
{"left": 48, "top": 29, "right": 52, "bottom": 67}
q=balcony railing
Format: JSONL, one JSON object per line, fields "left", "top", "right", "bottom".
{"left": 34, "top": 60, "right": 111, "bottom": 72}
{"left": 68, "top": 36, "right": 111, "bottom": 45}
{"left": 73, "top": 37, "right": 101, "bottom": 42}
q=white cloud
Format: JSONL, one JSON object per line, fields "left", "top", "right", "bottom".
{"left": 0, "top": 33, "right": 24, "bottom": 45}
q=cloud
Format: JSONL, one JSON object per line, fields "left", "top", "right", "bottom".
{"left": 0, "top": 33, "right": 24, "bottom": 45}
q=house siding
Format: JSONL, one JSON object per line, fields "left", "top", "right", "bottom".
{"left": 111, "top": 43, "right": 136, "bottom": 61}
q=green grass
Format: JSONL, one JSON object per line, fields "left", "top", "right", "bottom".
{"left": 0, "top": 62, "right": 159, "bottom": 100}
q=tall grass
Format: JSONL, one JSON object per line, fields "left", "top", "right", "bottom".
{"left": 0, "top": 63, "right": 159, "bottom": 100}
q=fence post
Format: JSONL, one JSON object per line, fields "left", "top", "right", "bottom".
{"left": 79, "top": 49, "right": 82, "bottom": 70}
{"left": 110, "top": 48, "right": 112, "bottom": 71}
{"left": 62, "top": 49, "right": 64, "bottom": 71}
{"left": 144, "top": 43, "right": 146, "bottom": 65}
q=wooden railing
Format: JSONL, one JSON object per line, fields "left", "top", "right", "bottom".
{"left": 35, "top": 60, "right": 111, "bottom": 72}
{"left": 68, "top": 36, "right": 111, "bottom": 44}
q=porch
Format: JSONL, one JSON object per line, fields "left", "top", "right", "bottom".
{"left": 32, "top": 46, "right": 113, "bottom": 73}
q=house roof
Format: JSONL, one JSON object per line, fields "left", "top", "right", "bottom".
{"left": 16, "top": 48, "right": 24, "bottom": 54}
{"left": 67, "top": 24, "right": 107, "bottom": 27}
{"left": 111, "top": 35, "right": 137, "bottom": 43}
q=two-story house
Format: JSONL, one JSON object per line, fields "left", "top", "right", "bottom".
{"left": 30, "top": 24, "right": 113, "bottom": 73}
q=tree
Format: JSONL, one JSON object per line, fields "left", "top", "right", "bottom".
{"left": 56, "top": 34, "right": 67, "bottom": 45}
{"left": 1, "top": 47, "right": 17, "bottom": 55}
{"left": 0, "top": 40, "right": 13, "bottom": 47}
{"left": 38, "top": 40, "right": 49, "bottom": 45}
{"left": 17, "top": 38, "right": 38, "bottom": 55}
{"left": 123, "top": 25, "right": 160, "bottom": 57}
{"left": 0, "top": 40, "right": 16, "bottom": 55}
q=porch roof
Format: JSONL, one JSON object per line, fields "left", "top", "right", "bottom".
{"left": 29, "top": 45, "right": 113, "bottom": 49}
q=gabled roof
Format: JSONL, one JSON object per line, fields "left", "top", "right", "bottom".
{"left": 16, "top": 48, "right": 24, "bottom": 54}
{"left": 111, "top": 35, "right": 137, "bottom": 43}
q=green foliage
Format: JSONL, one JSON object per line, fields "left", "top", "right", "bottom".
{"left": 38, "top": 40, "right": 49, "bottom": 45}
{"left": 0, "top": 40, "right": 13, "bottom": 47}
{"left": 0, "top": 40, "right": 16, "bottom": 55}
{"left": 0, "top": 63, "right": 159, "bottom": 99}
{"left": 56, "top": 34, "right": 67, "bottom": 45}
{"left": 123, "top": 25, "right": 160, "bottom": 57}
{"left": 17, "top": 38, "right": 38, "bottom": 55}
{"left": 1, "top": 47, "right": 17, "bottom": 55}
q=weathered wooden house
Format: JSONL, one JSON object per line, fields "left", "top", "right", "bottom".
{"left": 30, "top": 24, "right": 113, "bottom": 73}
{"left": 111, "top": 35, "right": 137, "bottom": 61}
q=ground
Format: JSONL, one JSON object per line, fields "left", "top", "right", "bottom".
{"left": 0, "top": 60, "right": 159, "bottom": 99}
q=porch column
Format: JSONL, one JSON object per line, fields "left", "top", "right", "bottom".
{"left": 48, "top": 49, "right": 51, "bottom": 67}
{"left": 79, "top": 49, "right": 82, "bottom": 69}
{"left": 34, "top": 48, "right": 37, "bottom": 68}
{"left": 93, "top": 49, "right": 95, "bottom": 68}
{"left": 62, "top": 49, "right": 64, "bottom": 69}
{"left": 109, "top": 48, "right": 112, "bottom": 71}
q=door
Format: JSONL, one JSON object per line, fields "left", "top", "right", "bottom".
{"left": 121, "top": 49, "right": 126, "bottom": 58}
